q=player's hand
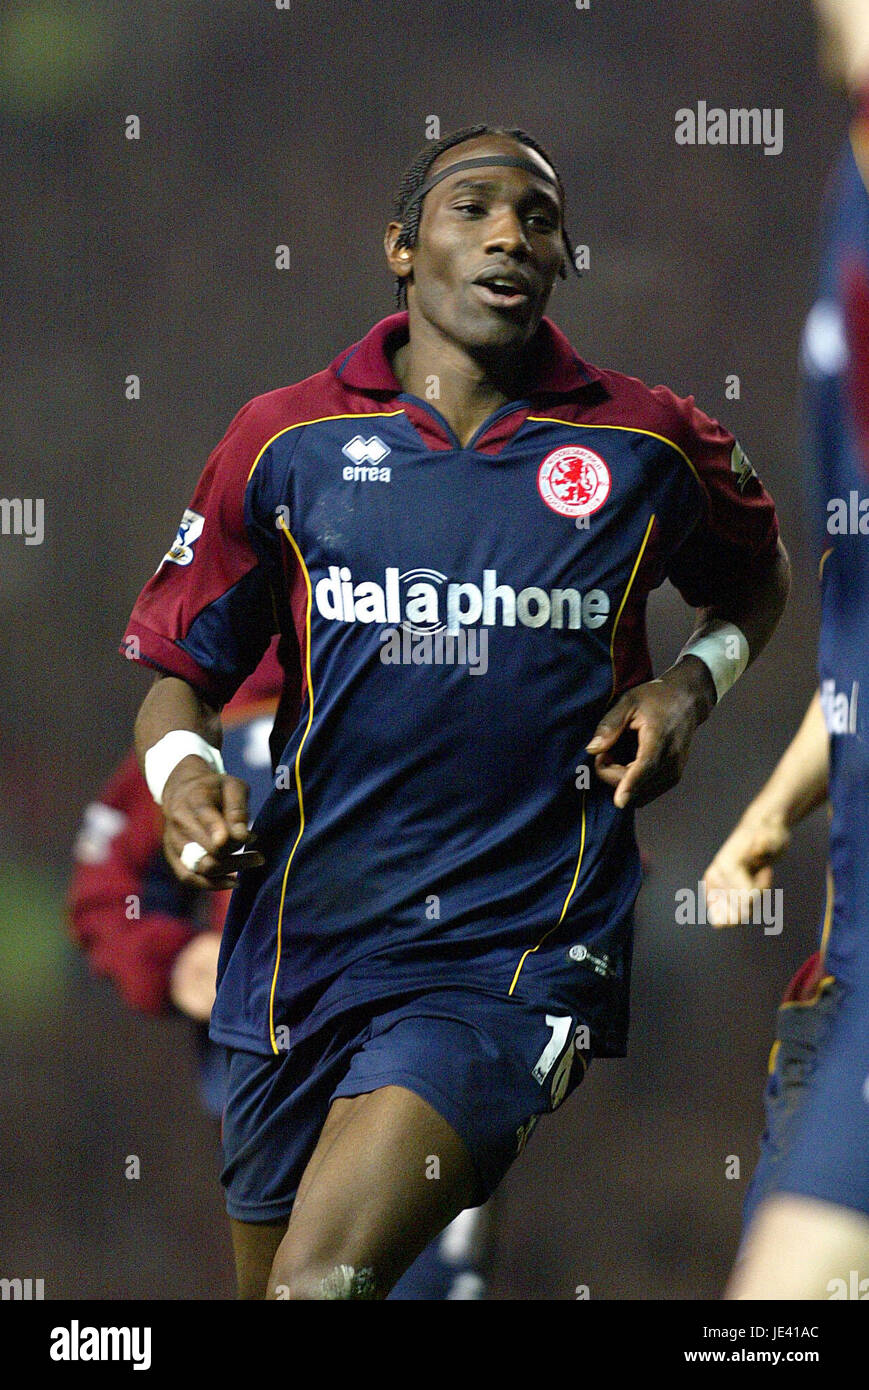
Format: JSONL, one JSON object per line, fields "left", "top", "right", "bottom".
{"left": 586, "top": 659, "right": 716, "bottom": 810}
{"left": 161, "top": 755, "right": 265, "bottom": 889}
{"left": 169, "top": 931, "right": 221, "bottom": 1020}
{"left": 701, "top": 810, "right": 791, "bottom": 926}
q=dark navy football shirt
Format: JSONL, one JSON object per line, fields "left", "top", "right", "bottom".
{"left": 801, "top": 101, "right": 869, "bottom": 987}
{"left": 123, "top": 311, "right": 779, "bottom": 1056}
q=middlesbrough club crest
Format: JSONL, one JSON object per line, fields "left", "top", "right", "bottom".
{"left": 537, "top": 446, "right": 611, "bottom": 518}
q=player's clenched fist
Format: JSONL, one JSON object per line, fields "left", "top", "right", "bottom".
{"left": 161, "top": 756, "right": 264, "bottom": 889}
{"left": 701, "top": 690, "right": 828, "bottom": 926}
{"left": 586, "top": 656, "right": 717, "bottom": 810}
{"left": 702, "top": 811, "right": 789, "bottom": 926}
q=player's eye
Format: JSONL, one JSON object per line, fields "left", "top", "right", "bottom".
{"left": 454, "top": 202, "right": 487, "bottom": 217}
{"left": 526, "top": 212, "right": 558, "bottom": 232}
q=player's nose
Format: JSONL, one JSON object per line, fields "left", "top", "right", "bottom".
{"left": 482, "top": 207, "right": 531, "bottom": 258}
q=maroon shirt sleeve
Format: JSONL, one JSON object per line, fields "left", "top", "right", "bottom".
{"left": 654, "top": 386, "right": 781, "bottom": 608}
{"left": 121, "top": 398, "right": 285, "bottom": 704}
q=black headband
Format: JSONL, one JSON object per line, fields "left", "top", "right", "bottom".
{"left": 400, "top": 154, "right": 562, "bottom": 217}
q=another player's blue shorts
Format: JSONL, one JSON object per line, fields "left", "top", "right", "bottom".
{"left": 221, "top": 986, "right": 592, "bottom": 1221}
{"left": 742, "top": 980, "right": 842, "bottom": 1232}
{"left": 776, "top": 976, "right": 869, "bottom": 1220}
{"left": 742, "top": 975, "right": 869, "bottom": 1227}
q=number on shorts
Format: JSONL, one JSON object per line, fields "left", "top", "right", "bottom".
{"left": 532, "top": 1013, "right": 574, "bottom": 1089}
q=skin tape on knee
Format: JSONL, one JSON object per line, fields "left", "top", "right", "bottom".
{"left": 318, "top": 1264, "right": 378, "bottom": 1300}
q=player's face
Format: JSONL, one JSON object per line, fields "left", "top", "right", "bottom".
{"left": 389, "top": 136, "right": 566, "bottom": 357}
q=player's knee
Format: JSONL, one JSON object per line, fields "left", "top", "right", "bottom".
{"left": 268, "top": 1254, "right": 382, "bottom": 1300}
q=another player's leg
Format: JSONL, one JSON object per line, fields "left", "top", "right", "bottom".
{"left": 388, "top": 1201, "right": 495, "bottom": 1300}
{"left": 266, "top": 1085, "right": 478, "bottom": 1300}
{"left": 726, "top": 942, "right": 869, "bottom": 1297}
{"left": 230, "top": 1217, "right": 288, "bottom": 1300}
{"left": 727, "top": 1195, "right": 869, "bottom": 1299}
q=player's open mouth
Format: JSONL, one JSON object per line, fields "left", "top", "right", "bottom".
{"left": 473, "top": 281, "right": 531, "bottom": 311}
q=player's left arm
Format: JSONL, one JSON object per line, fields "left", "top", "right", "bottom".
{"left": 589, "top": 391, "right": 789, "bottom": 810}
{"left": 588, "top": 539, "right": 790, "bottom": 808}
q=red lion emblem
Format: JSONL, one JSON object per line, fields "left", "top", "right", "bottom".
{"left": 537, "top": 447, "right": 611, "bottom": 518}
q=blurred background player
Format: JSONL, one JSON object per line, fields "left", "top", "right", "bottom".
{"left": 69, "top": 636, "right": 492, "bottom": 1299}
{"left": 69, "top": 638, "right": 283, "bottom": 1114}
{"left": 708, "top": 0, "right": 869, "bottom": 1298}
{"left": 703, "top": 695, "right": 844, "bottom": 1225}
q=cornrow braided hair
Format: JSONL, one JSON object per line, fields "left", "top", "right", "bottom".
{"left": 391, "top": 124, "right": 579, "bottom": 308}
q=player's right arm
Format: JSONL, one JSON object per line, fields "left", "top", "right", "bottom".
{"left": 134, "top": 674, "right": 263, "bottom": 890}
{"left": 122, "top": 395, "right": 291, "bottom": 888}
{"left": 702, "top": 690, "right": 829, "bottom": 924}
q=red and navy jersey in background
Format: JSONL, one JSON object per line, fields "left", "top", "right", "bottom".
{"left": 122, "top": 311, "right": 779, "bottom": 1058}
{"left": 69, "top": 640, "right": 282, "bottom": 1014}
{"left": 800, "top": 91, "right": 869, "bottom": 987}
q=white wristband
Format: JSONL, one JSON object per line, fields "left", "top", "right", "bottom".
{"left": 678, "top": 621, "right": 750, "bottom": 703}
{"left": 144, "top": 730, "right": 225, "bottom": 805}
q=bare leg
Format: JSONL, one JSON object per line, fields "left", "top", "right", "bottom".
{"left": 230, "top": 1217, "right": 288, "bottom": 1300}
{"left": 266, "top": 1084, "right": 478, "bottom": 1299}
{"left": 726, "top": 1193, "right": 869, "bottom": 1299}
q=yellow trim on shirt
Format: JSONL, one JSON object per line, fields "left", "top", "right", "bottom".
{"left": 525, "top": 415, "right": 702, "bottom": 486}
{"left": 609, "top": 513, "right": 657, "bottom": 698}
{"left": 508, "top": 793, "right": 587, "bottom": 996}
{"left": 247, "top": 411, "right": 406, "bottom": 482}
{"left": 268, "top": 518, "right": 316, "bottom": 1054}
{"left": 818, "top": 863, "right": 835, "bottom": 965}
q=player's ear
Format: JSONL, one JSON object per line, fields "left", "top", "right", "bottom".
{"left": 384, "top": 222, "right": 414, "bottom": 283}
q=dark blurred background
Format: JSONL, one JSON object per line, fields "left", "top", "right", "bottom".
{"left": 1, "top": 0, "right": 842, "bottom": 1297}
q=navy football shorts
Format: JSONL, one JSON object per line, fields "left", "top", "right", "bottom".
{"left": 221, "top": 986, "right": 593, "bottom": 1221}
{"left": 743, "top": 977, "right": 869, "bottom": 1227}
{"left": 741, "top": 980, "right": 842, "bottom": 1232}
{"left": 776, "top": 976, "right": 869, "bottom": 1220}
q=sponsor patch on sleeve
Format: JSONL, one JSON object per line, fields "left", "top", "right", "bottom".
{"left": 730, "top": 441, "right": 759, "bottom": 494}
{"left": 158, "top": 508, "right": 205, "bottom": 569}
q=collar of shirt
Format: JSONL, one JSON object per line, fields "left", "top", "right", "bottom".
{"left": 332, "top": 310, "right": 603, "bottom": 399}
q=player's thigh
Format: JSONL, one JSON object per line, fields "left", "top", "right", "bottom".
{"left": 268, "top": 1084, "right": 478, "bottom": 1299}
{"left": 230, "top": 1216, "right": 288, "bottom": 1300}
{"left": 727, "top": 1194, "right": 869, "bottom": 1299}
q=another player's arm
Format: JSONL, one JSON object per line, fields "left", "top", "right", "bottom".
{"left": 588, "top": 537, "right": 791, "bottom": 809}
{"left": 135, "top": 673, "right": 264, "bottom": 890}
{"left": 701, "top": 690, "right": 829, "bottom": 924}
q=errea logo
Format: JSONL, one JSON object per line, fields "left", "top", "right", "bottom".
{"left": 342, "top": 435, "right": 391, "bottom": 482}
